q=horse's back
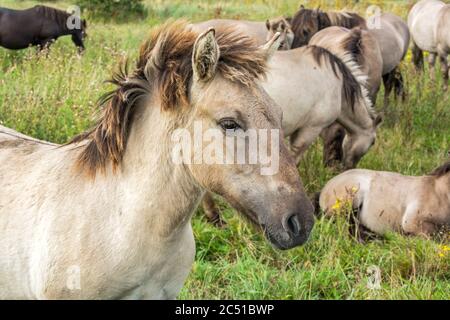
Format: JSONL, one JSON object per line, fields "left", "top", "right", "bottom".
{"left": 370, "top": 13, "right": 409, "bottom": 74}
{"left": 436, "top": 5, "right": 450, "bottom": 53}
{"left": 0, "top": 6, "right": 44, "bottom": 49}
{"left": 408, "top": 0, "right": 446, "bottom": 52}
{"left": 193, "top": 19, "right": 267, "bottom": 45}
{"left": 310, "top": 26, "right": 383, "bottom": 98}
{"left": 319, "top": 169, "right": 374, "bottom": 213}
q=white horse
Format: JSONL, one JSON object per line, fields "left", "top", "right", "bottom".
{"left": 408, "top": 0, "right": 450, "bottom": 90}
{"left": 320, "top": 161, "right": 450, "bottom": 237}
{"left": 0, "top": 21, "right": 316, "bottom": 299}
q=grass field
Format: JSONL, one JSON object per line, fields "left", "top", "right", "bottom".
{"left": 0, "top": 0, "right": 449, "bottom": 299}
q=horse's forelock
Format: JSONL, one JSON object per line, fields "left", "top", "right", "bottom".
{"left": 71, "top": 20, "right": 268, "bottom": 177}
{"left": 290, "top": 9, "right": 331, "bottom": 47}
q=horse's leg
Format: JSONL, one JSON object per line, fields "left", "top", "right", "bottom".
{"left": 289, "top": 126, "right": 323, "bottom": 166}
{"left": 320, "top": 122, "right": 345, "bottom": 169}
{"left": 37, "top": 38, "right": 55, "bottom": 56}
{"left": 439, "top": 53, "right": 448, "bottom": 91}
{"left": 402, "top": 206, "right": 438, "bottom": 237}
{"left": 201, "top": 192, "right": 226, "bottom": 227}
{"left": 411, "top": 40, "right": 424, "bottom": 72}
{"left": 382, "top": 71, "right": 394, "bottom": 109}
{"left": 428, "top": 52, "right": 437, "bottom": 81}
{"left": 393, "top": 68, "right": 406, "bottom": 102}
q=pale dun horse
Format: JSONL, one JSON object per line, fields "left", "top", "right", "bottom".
{"left": 268, "top": 7, "right": 410, "bottom": 107}
{"left": 202, "top": 31, "right": 381, "bottom": 225}
{"left": 319, "top": 161, "right": 450, "bottom": 237}
{"left": 0, "top": 21, "right": 315, "bottom": 299}
{"left": 307, "top": 26, "right": 383, "bottom": 168}
{"left": 408, "top": 0, "right": 450, "bottom": 90}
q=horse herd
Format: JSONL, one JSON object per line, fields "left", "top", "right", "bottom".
{"left": 0, "top": 1, "right": 448, "bottom": 299}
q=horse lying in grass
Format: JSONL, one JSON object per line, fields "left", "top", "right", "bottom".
{"left": 0, "top": 5, "right": 87, "bottom": 52}
{"left": 0, "top": 21, "right": 316, "bottom": 299}
{"left": 319, "top": 161, "right": 450, "bottom": 237}
{"left": 201, "top": 32, "right": 381, "bottom": 225}
{"left": 267, "top": 7, "right": 410, "bottom": 108}
{"left": 408, "top": 0, "right": 450, "bottom": 90}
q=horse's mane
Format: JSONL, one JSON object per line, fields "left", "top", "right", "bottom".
{"left": 430, "top": 160, "right": 450, "bottom": 177}
{"left": 290, "top": 9, "right": 331, "bottom": 47}
{"left": 34, "top": 5, "right": 71, "bottom": 30}
{"left": 290, "top": 8, "right": 366, "bottom": 48}
{"left": 341, "top": 27, "right": 364, "bottom": 63}
{"left": 327, "top": 11, "right": 367, "bottom": 29}
{"left": 307, "top": 45, "right": 373, "bottom": 118}
{"left": 69, "top": 20, "right": 268, "bottom": 177}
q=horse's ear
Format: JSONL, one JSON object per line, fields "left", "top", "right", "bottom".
{"left": 265, "top": 19, "right": 271, "bottom": 30}
{"left": 299, "top": 4, "right": 305, "bottom": 9}
{"left": 192, "top": 28, "right": 220, "bottom": 83}
{"left": 312, "top": 6, "right": 321, "bottom": 18}
{"left": 260, "top": 32, "right": 281, "bottom": 60}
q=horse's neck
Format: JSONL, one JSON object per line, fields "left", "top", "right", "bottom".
{"left": 434, "top": 174, "right": 450, "bottom": 202}
{"left": 115, "top": 103, "right": 203, "bottom": 238}
{"left": 339, "top": 98, "right": 373, "bottom": 134}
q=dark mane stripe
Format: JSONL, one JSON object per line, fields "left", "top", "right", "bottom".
{"left": 308, "top": 45, "right": 362, "bottom": 111}
{"left": 69, "top": 20, "right": 268, "bottom": 177}
{"left": 341, "top": 27, "right": 364, "bottom": 66}
{"left": 329, "top": 12, "right": 367, "bottom": 29}
{"left": 430, "top": 160, "right": 450, "bottom": 177}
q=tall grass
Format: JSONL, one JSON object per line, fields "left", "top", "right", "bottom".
{"left": 0, "top": 0, "right": 449, "bottom": 299}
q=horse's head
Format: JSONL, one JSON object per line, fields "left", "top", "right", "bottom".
{"left": 342, "top": 115, "right": 382, "bottom": 170}
{"left": 290, "top": 6, "right": 327, "bottom": 47}
{"left": 265, "top": 17, "right": 294, "bottom": 50}
{"left": 182, "top": 27, "right": 314, "bottom": 249}
{"left": 73, "top": 22, "right": 314, "bottom": 249}
{"left": 71, "top": 19, "right": 87, "bottom": 53}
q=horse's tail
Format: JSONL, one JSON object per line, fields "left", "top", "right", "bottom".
{"left": 308, "top": 44, "right": 373, "bottom": 117}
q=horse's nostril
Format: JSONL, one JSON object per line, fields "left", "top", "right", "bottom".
{"left": 283, "top": 214, "right": 301, "bottom": 236}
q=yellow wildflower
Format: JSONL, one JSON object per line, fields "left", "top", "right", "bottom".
{"left": 331, "top": 198, "right": 342, "bottom": 211}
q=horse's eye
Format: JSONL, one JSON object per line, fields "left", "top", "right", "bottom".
{"left": 219, "top": 119, "right": 240, "bottom": 132}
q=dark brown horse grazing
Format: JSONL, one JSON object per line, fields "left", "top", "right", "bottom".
{"left": 0, "top": 5, "right": 87, "bottom": 52}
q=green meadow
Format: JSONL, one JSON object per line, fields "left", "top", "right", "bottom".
{"left": 0, "top": 0, "right": 448, "bottom": 299}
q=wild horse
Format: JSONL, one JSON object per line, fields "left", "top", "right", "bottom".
{"left": 0, "top": 5, "right": 87, "bottom": 52}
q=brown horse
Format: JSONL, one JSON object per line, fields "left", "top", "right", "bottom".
{"left": 0, "top": 5, "right": 87, "bottom": 52}
{"left": 320, "top": 160, "right": 450, "bottom": 237}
